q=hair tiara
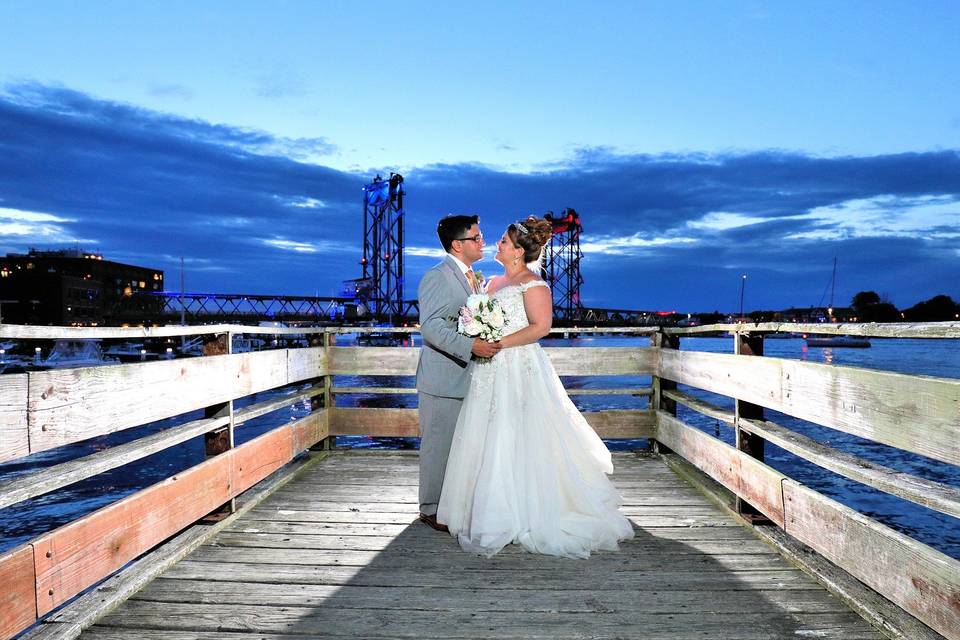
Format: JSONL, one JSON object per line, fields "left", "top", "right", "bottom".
{"left": 514, "top": 221, "right": 529, "bottom": 235}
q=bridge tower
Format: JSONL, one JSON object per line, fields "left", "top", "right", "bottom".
{"left": 543, "top": 208, "right": 584, "bottom": 322}
{"left": 360, "top": 173, "right": 405, "bottom": 323}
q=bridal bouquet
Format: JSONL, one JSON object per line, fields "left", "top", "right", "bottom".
{"left": 457, "top": 294, "right": 507, "bottom": 362}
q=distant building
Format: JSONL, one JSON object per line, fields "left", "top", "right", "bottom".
{"left": 0, "top": 248, "right": 164, "bottom": 325}
{"left": 780, "top": 306, "right": 857, "bottom": 323}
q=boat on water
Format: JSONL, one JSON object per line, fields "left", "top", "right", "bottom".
{"left": 804, "top": 335, "right": 872, "bottom": 348}
{"left": 104, "top": 341, "right": 165, "bottom": 362}
{"left": 37, "top": 339, "right": 120, "bottom": 368}
{"left": 803, "top": 258, "right": 872, "bottom": 348}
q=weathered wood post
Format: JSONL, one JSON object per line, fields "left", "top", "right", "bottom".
{"left": 734, "top": 328, "right": 767, "bottom": 521}
{"left": 202, "top": 331, "right": 235, "bottom": 519}
{"left": 650, "top": 330, "right": 679, "bottom": 454}
{"left": 311, "top": 330, "right": 336, "bottom": 451}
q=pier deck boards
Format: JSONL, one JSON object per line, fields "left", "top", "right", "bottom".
{"left": 79, "top": 451, "right": 884, "bottom": 639}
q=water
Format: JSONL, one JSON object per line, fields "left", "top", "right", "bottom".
{"left": 1, "top": 336, "right": 957, "bottom": 559}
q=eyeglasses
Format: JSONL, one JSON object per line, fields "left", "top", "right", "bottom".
{"left": 454, "top": 234, "right": 484, "bottom": 243}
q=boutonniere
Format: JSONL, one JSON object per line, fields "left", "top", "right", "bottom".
{"left": 474, "top": 270, "right": 487, "bottom": 292}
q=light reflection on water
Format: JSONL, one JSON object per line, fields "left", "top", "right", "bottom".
{"left": 1, "top": 335, "right": 957, "bottom": 559}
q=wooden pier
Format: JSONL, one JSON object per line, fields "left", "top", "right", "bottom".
{"left": 78, "top": 451, "right": 884, "bottom": 639}
{"left": 0, "top": 322, "right": 958, "bottom": 640}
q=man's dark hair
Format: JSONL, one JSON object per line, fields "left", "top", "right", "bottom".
{"left": 437, "top": 214, "right": 479, "bottom": 253}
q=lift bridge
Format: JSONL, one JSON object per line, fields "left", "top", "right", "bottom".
{"left": 117, "top": 177, "right": 664, "bottom": 327}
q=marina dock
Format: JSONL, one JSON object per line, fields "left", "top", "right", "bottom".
{"left": 0, "top": 322, "right": 958, "bottom": 640}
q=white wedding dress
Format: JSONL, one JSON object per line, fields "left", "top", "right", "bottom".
{"left": 437, "top": 280, "right": 634, "bottom": 558}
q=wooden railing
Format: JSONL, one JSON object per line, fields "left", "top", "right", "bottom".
{"left": 0, "top": 324, "right": 656, "bottom": 639}
{"left": 0, "top": 322, "right": 957, "bottom": 639}
{"left": 654, "top": 321, "right": 960, "bottom": 640}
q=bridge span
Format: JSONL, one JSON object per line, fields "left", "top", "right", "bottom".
{"left": 114, "top": 292, "right": 670, "bottom": 327}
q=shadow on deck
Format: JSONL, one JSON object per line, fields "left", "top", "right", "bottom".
{"left": 78, "top": 451, "right": 883, "bottom": 639}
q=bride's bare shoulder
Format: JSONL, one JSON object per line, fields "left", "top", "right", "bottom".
{"left": 484, "top": 274, "right": 506, "bottom": 293}
{"left": 516, "top": 273, "right": 544, "bottom": 285}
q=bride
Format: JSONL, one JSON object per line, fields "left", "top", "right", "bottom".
{"left": 436, "top": 215, "right": 634, "bottom": 559}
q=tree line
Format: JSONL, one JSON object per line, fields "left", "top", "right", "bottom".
{"left": 851, "top": 291, "right": 959, "bottom": 322}
{"left": 692, "top": 292, "right": 959, "bottom": 324}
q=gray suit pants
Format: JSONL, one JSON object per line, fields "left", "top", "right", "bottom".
{"left": 418, "top": 391, "right": 464, "bottom": 516}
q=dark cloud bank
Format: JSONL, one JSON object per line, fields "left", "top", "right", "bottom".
{"left": 1, "top": 83, "right": 957, "bottom": 311}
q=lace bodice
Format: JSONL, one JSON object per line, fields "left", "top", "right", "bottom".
{"left": 491, "top": 280, "right": 549, "bottom": 337}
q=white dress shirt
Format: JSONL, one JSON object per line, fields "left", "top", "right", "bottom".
{"left": 449, "top": 254, "right": 472, "bottom": 276}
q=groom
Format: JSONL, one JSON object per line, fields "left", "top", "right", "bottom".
{"left": 416, "top": 214, "right": 501, "bottom": 532}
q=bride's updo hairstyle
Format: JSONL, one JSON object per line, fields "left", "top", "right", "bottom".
{"left": 507, "top": 215, "right": 552, "bottom": 263}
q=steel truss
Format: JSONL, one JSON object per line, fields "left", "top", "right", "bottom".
{"left": 115, "top": 293, "right": 665, "bottom": 327}
{"left": 114, "top": 293, "right": 353, "bottom": 323}
{"left": 543, "top": 209, "right": 585, "bottom": 321}
{"left": 361, "top": 173, "right": 405, "bottom": 324}
{"left": 563, "top": 307, "right": 665, "bottom": 327}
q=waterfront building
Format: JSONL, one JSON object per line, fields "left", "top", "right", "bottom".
{"left": 0, "top": 248, "right": 164, "bottom": 325}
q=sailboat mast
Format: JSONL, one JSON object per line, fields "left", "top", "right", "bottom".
{"left": 828, "top": 257, "right": 837, "bottom": 319}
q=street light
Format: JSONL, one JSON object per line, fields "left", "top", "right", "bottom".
{"left": 739, "top": 274, "right": 747, "bottom": 322}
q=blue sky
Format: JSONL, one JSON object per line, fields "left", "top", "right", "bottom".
{"left": 0, "top": 1, "right": 958, "bottom": 312}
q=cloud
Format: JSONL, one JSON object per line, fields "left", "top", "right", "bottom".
{"left": 260, "top": 237, "right": 356, "bottom": 254}
{"left": 579, "top": 233, "right": 698, "bottom": 255}
{"left": 406, "top": 246, "right": 447, "bottom": 259}
{"left": 0, "top": 206, "right": 73, "bottom": 223}
{"left": 687, "top": 211, "right": 770, "bottom": 231}
{"left": 1, "top": 82, "right": 958, "bottom": 310}
{"left": 283, "top": 197, "right": 328, "bottom": 209}
{"left": 1, "top": 82, "right": 337, "bottom": 158}
{"left": 0, "top": 206, "right": 86, "bottom": 245}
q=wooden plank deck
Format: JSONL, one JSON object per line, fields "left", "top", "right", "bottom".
{"left": 79, "top": 451, "right": 885, "bottom": 640}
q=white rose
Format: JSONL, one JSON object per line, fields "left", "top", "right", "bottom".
{"left": 485, "top": 307, "right": 505, "bottom": 328}
{"left": 466, "top": 294, "right": 487, "bottom": 314}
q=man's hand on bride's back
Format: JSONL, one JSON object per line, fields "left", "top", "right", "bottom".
{"left": 471, "top": 339, "right": 502, "bottom": 358}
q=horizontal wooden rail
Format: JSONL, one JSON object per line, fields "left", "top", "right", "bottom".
{"left": 330, "top": 386, "right": 653, "bottom": 397}
{"left": 0, "top": 408, "right": 328, "bottom": 639}
{"left": 664, "top": 388, "right": 960, "bottom": 520}
{"left": 0, "top": 347, "right": 327, "bottom": 462}
{"left": 0, "top": 324, "right": 663, "bottom": 340}
{"left": 327, "top": 346, "right": 656, "bottom": 376}
{"left": 0, "top": 384, "right": 324, "bottom": 511}
{"left": 328, "top": 346, "right": 418, "bottom": 376}
{"left": 658, "top": 349, "right": 960, "bottom": 466}
{"left": 782, "top": 479, "right": 960, "bottom": 640}
{"left": 653, "top": 411, "right": 960, "bottom": 640}
{"left": 332, "top": 386, "right": 416, "bottom": 395}
{"left": 662, "top": 388, "right": 735, "bottom": 426}
{"left": 739, "top": 417, "right": 960, "bottom": 520}
{"left": 328, "top": 407, "right": 656, "bottom": 440}
{"left": 2, "top": 344, "right": 655, "bottom": 464}
{"left": 656, "top": 412, "right": 787, "bottom": 526}
{"left": 0, "top": 323, "right": 334, "bottom": 340}
{"left": 664, "top": 320, "right": 960, "bottom": 339}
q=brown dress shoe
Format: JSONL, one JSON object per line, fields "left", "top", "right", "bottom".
{"left": 419, "top": 512, "right": 450, "bottom": 532}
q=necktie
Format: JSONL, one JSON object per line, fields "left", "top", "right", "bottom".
{"left": 466, "top": 269, "right": 478, "bottom": 293}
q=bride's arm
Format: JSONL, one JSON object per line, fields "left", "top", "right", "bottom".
{"left": 498, "top": 285, "right": 553, "bottom": 348}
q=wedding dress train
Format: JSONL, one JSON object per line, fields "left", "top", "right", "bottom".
{"left": 437, "top": 281, "right": 634, "bottom": 558}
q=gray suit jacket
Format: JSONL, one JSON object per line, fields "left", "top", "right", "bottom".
{"left": 416, "top": 255, "right": 475, "bottom": 398}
